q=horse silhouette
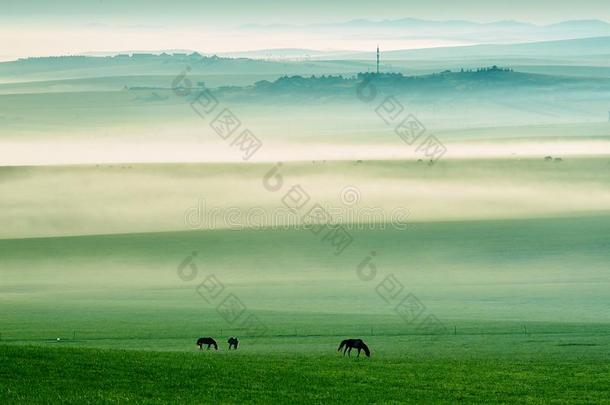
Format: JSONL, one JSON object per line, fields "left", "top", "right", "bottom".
{"left": 227, "top": 336, "right": 239, "bottom": 350}
{"left": 196, "top": 337, "right": 218, "bottom": 350}
{"left": 338, "top": 339, "right": 370, "bottom": 357}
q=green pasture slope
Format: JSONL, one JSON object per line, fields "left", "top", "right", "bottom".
{"left": 1, "top": 332, "right": 609, "bottom": 403}
{"left": 2, "top": 214, "right": 610, "bottom": 402}
{"left": 1, "top": 159, "right": 609, "bottom": 402}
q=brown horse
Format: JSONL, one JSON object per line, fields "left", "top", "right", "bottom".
{"left": 196, "top": 337, "right": 218, "bottom": 350}
{"left": 338, "top": 339, "right": 370, "bottom": 357}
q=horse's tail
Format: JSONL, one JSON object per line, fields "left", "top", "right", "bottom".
{"left": 361, "top": 342, "right": 370, "bottom": 357}
{"left": 338, "top": 340, "right": 346, "bottom": 351}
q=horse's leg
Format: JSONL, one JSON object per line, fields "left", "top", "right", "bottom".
{"left": 348, "top": 347, "right": 352, "bottom": 356}
{"left": 357, "top": 348, "right": 361, "bottom": 357}
{"left": 343, "top": 346, "right": 348, "bottom": 356}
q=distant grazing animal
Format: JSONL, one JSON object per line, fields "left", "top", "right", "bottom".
{"left": 338, "top": 339, "right": 370, "bottom": 357}
{"left": 196, "top": 337, "right": 218, "bottom": 350}
{"left": 227, "top": 336, "right": 239, "bottom": 350}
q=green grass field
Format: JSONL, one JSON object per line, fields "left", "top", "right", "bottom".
{"left": 1, "top": 159, "right": 609, "bottom": 403}
{"left": 2, "top": 331, "right": 609, "bottom": 404}
{"left": 2, "top": 218, "right": 609, "bottom": 403}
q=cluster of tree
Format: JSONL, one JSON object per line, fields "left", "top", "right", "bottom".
{"left": 254, "top": 75, "right": 351, "bottom": 90}
{"left": 18, "top": 52, "right": 225, "bottom": 63}
{"left": 114, "top": 52, "right": 224, "bottom": 61}
{"left": 250, "top": 66, "right": 522, "bottom": 95}
{"left": 460, "top": 65, "right": 513, "bottom": 73}
{"left": 357, "top": 72, "right": 406, "bottom": 80}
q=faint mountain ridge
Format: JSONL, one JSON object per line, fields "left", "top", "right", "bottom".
{"left": 363, "top": 36, "right": 610, "bottom": 60}
{"left": 547, "top": 19, "right": 610, "bottom": 29}
{"left": 243, "top": 18, "right": 608, "bottom": 31}
{"left": 241, "top": 18, "right": 610, "bottom": 44}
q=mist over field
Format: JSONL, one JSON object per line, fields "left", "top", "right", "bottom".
{"left": 2, "top": 52, "right": 610, "bottom": 166}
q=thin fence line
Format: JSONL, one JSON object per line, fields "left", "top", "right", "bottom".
{"left": 2, "top": 329, "right": 609, "bottom": 343}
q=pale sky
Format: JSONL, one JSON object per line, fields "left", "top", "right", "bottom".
{"left": 1, "top": 0, "right": 609, "bottom": 59}
{"left": 4, "top": 0, "right": 610, "bottom": 25}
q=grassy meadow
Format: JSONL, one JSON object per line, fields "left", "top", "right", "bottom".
{"left": 2, "top": 340, "right": 609, "bottom": 404}
{"left": 1, "top": 158, "right": 609, "bottom": 402}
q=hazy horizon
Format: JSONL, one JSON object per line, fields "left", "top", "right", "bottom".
{"left": 3, "top": 0, "right": 610, "bottom": 61}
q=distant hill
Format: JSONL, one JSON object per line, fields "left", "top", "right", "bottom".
{"left": 0, "top": 53, "right": 366, "bottom": 84}
{"left": 342, "top": 36, "right": 610, "bottom": 60}
{"left": 2, "top": 37, "right": 610, "bottom": 90}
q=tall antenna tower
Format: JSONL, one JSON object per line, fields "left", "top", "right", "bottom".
{"left": 376, "top": 45, "right": 380, "bottom": 74}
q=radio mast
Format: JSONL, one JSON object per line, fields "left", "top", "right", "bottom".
{"left": 376, "top": 45, "right": 380, "bottom": 74}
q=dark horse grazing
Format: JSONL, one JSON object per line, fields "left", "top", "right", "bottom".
{"left": 338, "top": 339, "right": 370, "bottom": 357}
{"left": 227, "top": 336, "right": 239, "bottom": 350}
{"left": 196, "top": 337, "right": 218, "bottom": 350}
